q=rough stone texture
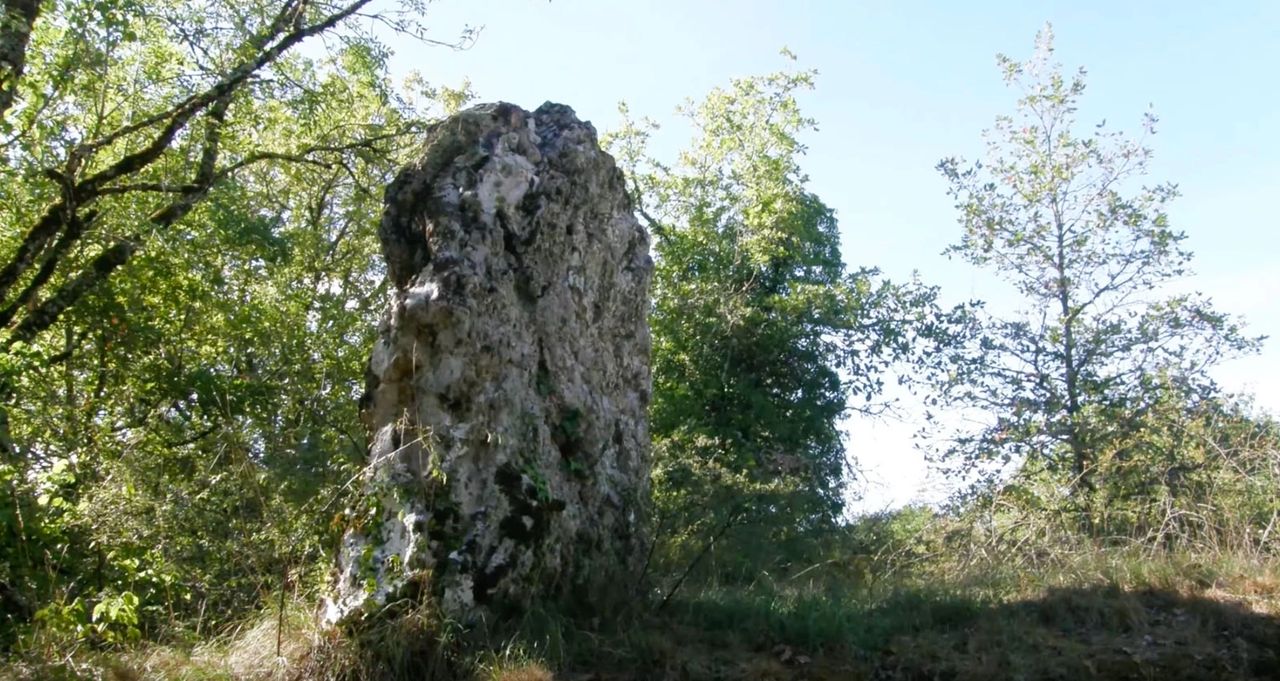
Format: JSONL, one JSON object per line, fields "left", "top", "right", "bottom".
{"left": 327, "top": 102, "right": 652, "bottom": 623}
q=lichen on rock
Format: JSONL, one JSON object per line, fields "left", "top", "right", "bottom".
{"left": 327, "top": 102, "right": 652, "bottom": 623}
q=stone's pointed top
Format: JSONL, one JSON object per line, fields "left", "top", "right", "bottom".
{"left": 436, "top": 101, "right": 586, "bottom": 132}
{"left": 461, "top": 101, "right": 526, "bottom": 125}
{"left": 533, "top": 101, "right": 581, "bottom": 121}
{"left": 532, "top": 101, "right": 597, "bottom": 142}
{"left": 378, "top": 101, "right": 605, "bottom": 288}
{"left": 330, "top": 100, "right": 652, "bottom": 625}
{"left": 535, "top": 101, "right": 575, "bottom": 115}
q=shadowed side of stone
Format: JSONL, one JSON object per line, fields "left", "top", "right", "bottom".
{"left": 328, "top": 102, "right": 652, "bottom": 623}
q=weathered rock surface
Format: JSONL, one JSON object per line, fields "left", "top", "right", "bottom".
{"left": 327, "top": 102, "right": 652, "bottom": 623}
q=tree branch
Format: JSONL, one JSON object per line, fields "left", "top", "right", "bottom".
{"left": 0, "top": 1, "right": 376, "bottom": 345}
{"left": 0, "top": 0, "right": 41, "bottom": 121}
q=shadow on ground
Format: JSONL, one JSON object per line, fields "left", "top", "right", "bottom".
{"left": 870, "top": 586, "right": 1280, "bottom": 681}
{"left": 567, "top": 584, "right": 1280, "bottom": 680}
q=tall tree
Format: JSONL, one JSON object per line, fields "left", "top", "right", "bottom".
{"left": 0, "top": 0, "right": 474, "bottom": 450}
{"left": 612, "top": 58, "right": 956, "bottom": 581}
{"left": 935, "top": 26, "right": 1261, "bottom": 501}
{"left": 0, "top": 0, "right": 474, "bottom": 645}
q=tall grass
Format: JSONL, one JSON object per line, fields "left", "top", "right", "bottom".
{"left": 6, "top": 484, "right": 1280, "bottom": 680}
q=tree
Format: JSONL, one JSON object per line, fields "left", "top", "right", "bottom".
{"left": 0, "top": 0, "right": 475, "bottom": 646}
{"left": 935, "top": 26, "right": 1262, "bottom": 503}
{"left": 0, "top": 0, "right": 473, "bottom": 453}
{"left": 1086, "top": 383, "right": 1280, "bottom": 546}
{"left": 611, "top": 57, "right": 956, "bottom": 582}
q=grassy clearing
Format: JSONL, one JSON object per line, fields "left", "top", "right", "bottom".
{"left": 551, "top": 548, "right": 1280, "bottom": 680}
{"left": 4, "top": 542, "right": 1279, "bottom": 680}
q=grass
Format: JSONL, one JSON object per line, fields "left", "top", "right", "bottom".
{"left": 513, "top": 545, "right": 1280, "bottom": 680}
{"left": 4, "top": 542, "right": 1279, "bottom": 680}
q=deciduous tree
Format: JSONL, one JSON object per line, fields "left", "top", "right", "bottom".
{"left": 935, "top": 26, "right": 1261, "bottom": 503}
{"left": 0, "top": 0, "right": 474, "bottom": 644}
{"left": 612, "top": 57, "right": 959, "bottom": 582}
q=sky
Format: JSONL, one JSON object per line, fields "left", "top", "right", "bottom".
{"left": 380, "top": 0, "right": 1280, "bottom": 511}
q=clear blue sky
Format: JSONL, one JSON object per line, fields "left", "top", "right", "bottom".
{"left": 385, "top": 0, "right": 1280, "bottom": 510}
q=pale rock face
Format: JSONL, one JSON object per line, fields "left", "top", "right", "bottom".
{"left": 327, "top": 102, "right": 652, "bottom": 623}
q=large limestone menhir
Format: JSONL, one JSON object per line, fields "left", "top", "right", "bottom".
{"left": 328, "top": 102, "right": 652, "bottom": 622}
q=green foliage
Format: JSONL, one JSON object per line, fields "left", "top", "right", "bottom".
{"left": 90, "top": 591, "right": 140, "bottom": 644}
{"left": 1088, "top": 389, "right": 1280, "bottom": 549}
{"left": 610, "top": 56, "right": 958, "bottom": 584}
{"left": 2, "top": 6, "right": 1276, "bottom": 678}
{"left": 934, "top": 389, "right": 1280, "bottom": 571}
{"left": 934, "top": 26, "right": 1262, "bottom": 502}
{"left": 0, "top": 0, "right": 475, "bottom": 654}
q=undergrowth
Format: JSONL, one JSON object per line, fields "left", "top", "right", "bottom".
{"left": 5, "top": 514, "right": 1280, "bottom": 681}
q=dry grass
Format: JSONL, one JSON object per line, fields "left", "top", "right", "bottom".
{"left": 525, "top": 545, "right": 1280, "bottom": 680}
{"left": 488, "top": 663, "right": 554, "bottom": 681}
{"left": 51, "top": 604, "right": 330, "bottom": 680}
{"left": 207, "top": 609, "right": 318, "bottom": 680}
{"left": 6, "top": 540, "right": 1280, "bottom": 680}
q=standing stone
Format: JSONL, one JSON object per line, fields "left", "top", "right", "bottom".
{"left": 327, "top": 103, "right": 652, "bottom": 623}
